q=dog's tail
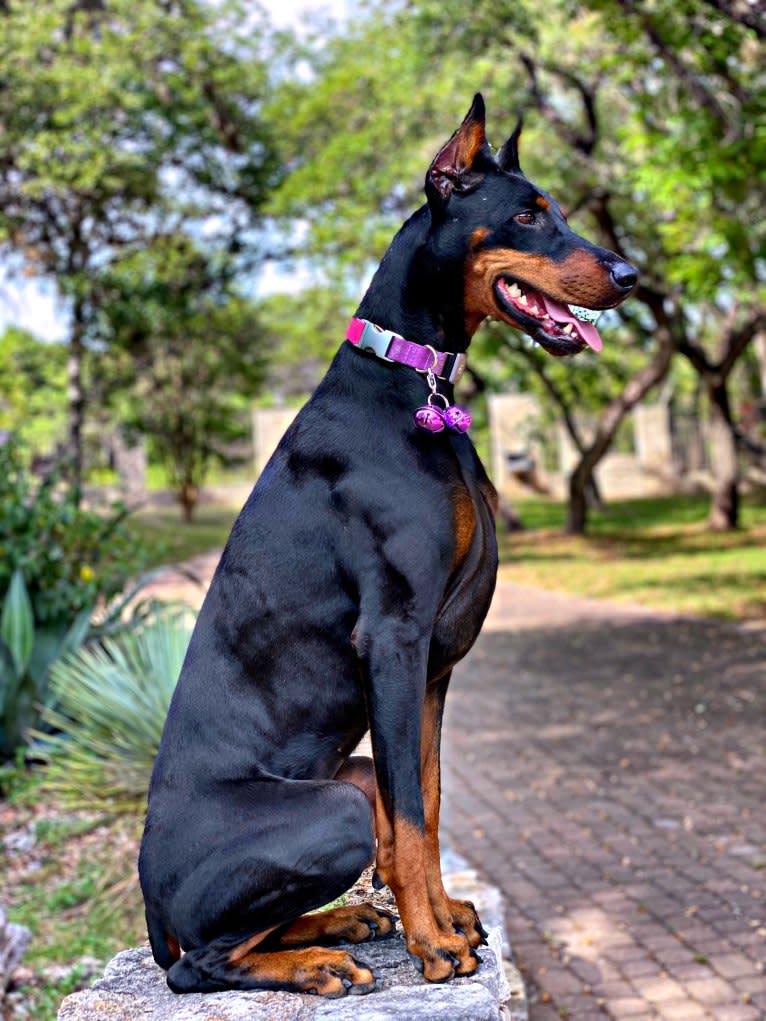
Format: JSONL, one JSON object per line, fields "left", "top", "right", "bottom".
{"left": 146, "top": 908, "right": 181, "bottom": 970}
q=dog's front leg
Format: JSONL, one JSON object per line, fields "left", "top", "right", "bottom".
{"left": 421, "top": 676, "right": 487, "bottom": 957}
{"left": 358, "top": 620, "right": 475, "bottom": 982}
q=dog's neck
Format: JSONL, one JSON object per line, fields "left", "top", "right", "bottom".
{"left": 355, "top": 206, "right": 473, "bottom": 355}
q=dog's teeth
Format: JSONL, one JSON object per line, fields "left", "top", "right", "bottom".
{"left": 519, "top": 294, "right": 528, "bottom": 306}
{"left": 529, "top": 304, "right": 539, "bottom": 314}
{"left": 563, "top": 324, "right": 574, "bottom": 335}
{"left": 568, "top": 304, "right": 601, "bottom": 324}
{"left": 509, "top": 283, "right": 521, "bottom": 298}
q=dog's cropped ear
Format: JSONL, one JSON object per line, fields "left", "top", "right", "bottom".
{"left": 497, "top": 116, "right": 524, "bottom": 174}
{"left": 426, "top": 94, "right": 491, "bottom": 213}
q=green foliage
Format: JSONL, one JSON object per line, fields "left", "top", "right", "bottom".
{"left": 127, "top": 504, "right": 238, "bottom": 565}
{"left": 94, "top": 235, "right": 268, "bottom": 520}
{"left": 37, "top": 609, "right": 195, "bottom": 814}
{"left": 0, "top": 435, "right": 155, "bottom": 757}
{"left": 0, "top": 0, "right": 278, "bottom": 278}
{"left": 0, "top": 327, "right": 67, "bottom": 451}
{"left": 0, "top": 0, "right": 280, "bottom": 476}
{"left": 500, "top": 493, "right": 766, "bottom": 619}
{"left": 0, "top": 437, "right": 149, "bottom": 623}
{"left": 0, "top": 567, "right": 92, "bottom": 758}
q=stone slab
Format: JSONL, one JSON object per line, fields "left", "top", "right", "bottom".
{"left": 58, "top": 849, "right": 527, "bottom": 1021}
{"left": 58, "top": 934, "right": 507, "bottom": 1021}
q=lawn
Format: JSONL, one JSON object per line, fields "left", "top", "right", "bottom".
{"left": 0, "top": 769, "right": 145, "bottom": 1020}
{"left": 126, "top": 490, "right": 766, "bottom": 621}
{"left": 501, "top": 492, "right": 766, "bottom": 620}
{"left": 127, "top": 503, "right": 239, "bottom": 564}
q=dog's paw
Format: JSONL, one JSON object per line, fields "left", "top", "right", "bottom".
{"left": 448, "top": 897, "right": 489, "bottom": 948}
{"left": 406, "top": 930, "right": 479, "bottom": 983}
{"left": 278, "top": 903, "right": 397, "bottom": 948}
{"left": 294, "top": 950, "right": 377, "bottom": 997}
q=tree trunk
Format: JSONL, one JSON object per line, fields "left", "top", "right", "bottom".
{"left": 706, "top": 380, "right": 739, "bottom": 530}
{"left": 566, "top": 326, "right": 674, "bottom": 534}
{"left": 179, "top": 482, "right": 198, "bottom": 523}
{"left": 67, "top": 298, "right": 86, "bottom": 501}
{"left": 753, "top": 330, "right": 766, "bottom": 400}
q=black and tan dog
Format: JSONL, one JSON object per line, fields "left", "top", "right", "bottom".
{"left": 139, "top": 95, "right": 637, "bottom": 997}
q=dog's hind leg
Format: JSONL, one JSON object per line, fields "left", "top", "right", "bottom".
{"left": 168, "top": 938, "right": 378, "bottom": 996}
{"left": 253, "top": 756, "right": 395, "bottom": 950}
{"left": 146, "top": 778, "right": 378, "bottom": 995}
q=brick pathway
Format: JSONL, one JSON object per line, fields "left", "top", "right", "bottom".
{"left": 441, "top": 583, "right": 766, "bottom": 1021}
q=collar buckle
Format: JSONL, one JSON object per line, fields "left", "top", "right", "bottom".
{"left": 354, "top": 319, "right": 396, "bottom": 362}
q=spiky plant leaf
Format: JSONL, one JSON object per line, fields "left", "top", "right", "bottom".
{"left": 36, "top": 609, "right": 195, "bottom": 814}
{"left": 1, "top": 569, "right": 34, "bottom": 677}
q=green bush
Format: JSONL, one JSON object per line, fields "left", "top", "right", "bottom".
{"left": 0, "top": 436, "right": 150, "bottom": 624}
{"left": 0, "top": 436, "right": 154, "bottom": 757}
{"left": 0, "top": 569, "right": 91, "bottom": 757}
{"left": 38, "top": 609, "right": 194, "bottom": 814}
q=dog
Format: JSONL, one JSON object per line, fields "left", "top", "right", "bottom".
{"left": 139, "top": 93, "right": 637, "bottom": 997}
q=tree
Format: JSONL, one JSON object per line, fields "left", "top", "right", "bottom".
{"left": 580, "top": 0, "right": 766, "bottom": 529}
{"left": 0, "top": 0, "right": 279, "bottom": 492}
{"left": 0, "top": 327, "right": 67, "bottom": 451}
{"left": 266, "top": 0, "right": 765, "bottom": 531}
{"left": 94, "top": 236, "right": 267, "bottom": 521}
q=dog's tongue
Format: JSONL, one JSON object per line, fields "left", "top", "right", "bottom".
{"left": 539, "top": 294, "right": 603, "bottom": 353}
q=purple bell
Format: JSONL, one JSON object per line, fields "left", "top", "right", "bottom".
{"left": 413, "top": 405, "right": 446, "bottom": 433}
{"left": 444, "top": 405, "right": 472, "bottom": 433}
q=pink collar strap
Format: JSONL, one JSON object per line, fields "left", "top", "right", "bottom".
{"left": 345, "top": 317, "right": 467, "bottom": 385}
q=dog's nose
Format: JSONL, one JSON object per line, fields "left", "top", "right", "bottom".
{"left": 609, "top": 259, "right": 638, "bottom": 292}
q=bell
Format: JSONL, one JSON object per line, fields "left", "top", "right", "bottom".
{"left": 413, "top": 405, "right": 446, "bottom": 433}
{"left": 444, "top": 405, "right": 472, "bottom": 433}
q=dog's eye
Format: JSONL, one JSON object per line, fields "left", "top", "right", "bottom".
{"left": 514, "top": 211, "right": 537, "bottom": 225}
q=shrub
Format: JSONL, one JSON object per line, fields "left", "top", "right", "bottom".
{"left": 0, "top": 435, "right": 153, "bottom": 758}
{"left": 0, "top": 436, "right": 149, "bottom": 624}
{"left": 37, "top": 609, "right": 194, "bottom": 814}
{"left": 0, "top": 569, "right": 92, "bottom": 757}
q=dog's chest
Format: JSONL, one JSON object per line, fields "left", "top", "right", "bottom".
{"left": 429, "top": 484, "right": 497, "bottom": 677}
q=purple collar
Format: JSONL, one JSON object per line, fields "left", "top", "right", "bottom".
{"left": 346, "top": 317, "right": 467, "bottom": 385}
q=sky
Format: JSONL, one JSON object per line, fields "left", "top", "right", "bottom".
{"left": 0, "top": 0, "right": 351, "bottom": 344}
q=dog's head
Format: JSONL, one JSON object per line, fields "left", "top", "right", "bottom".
{"left": 425, "top": 94, "right": 637, "bottom": 356}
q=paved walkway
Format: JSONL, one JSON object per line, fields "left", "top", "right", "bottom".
{"left": 442, "top": 583, "right": 766, "bottom": 1021}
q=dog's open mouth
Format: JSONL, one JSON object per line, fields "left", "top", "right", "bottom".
{"left": 495, "top": 277, "right": 603, "bottom": 357}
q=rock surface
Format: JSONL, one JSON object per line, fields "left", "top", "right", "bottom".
{"left": 1, "top": 906, "right": 31, "bottom": 995}
{"left": 58, "top": 850, "right": 527, "bottom": 1021}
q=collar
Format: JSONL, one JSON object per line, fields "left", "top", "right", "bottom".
{"left": 345, "top": 317, "right": 467, "bottom": 385}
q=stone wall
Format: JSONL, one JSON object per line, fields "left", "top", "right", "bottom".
{"left": 488, "top": 393, "right": 676, "bottom": 501}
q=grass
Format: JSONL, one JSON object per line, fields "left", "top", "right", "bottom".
{"left": 127, "top": 502, "right": 239, "bottom": 564}
{"left": 2, "top": 770, "right": 145, "bottom": 1020}
{"left": 501, "top": 492, "right": 766, "bottom": 620}
{"left": 124, "top": 490, "right": 766, "bottom": 620}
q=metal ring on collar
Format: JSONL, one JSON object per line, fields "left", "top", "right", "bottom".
{"left": 414, "top": 345, "right": 439, "bottom": 374}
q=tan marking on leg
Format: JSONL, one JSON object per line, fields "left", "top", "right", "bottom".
{"left": 420, "top": 686, "right": 484, "bottom": 965}
{"left": 236, "top": 947, "right": 376, "bottom": 997}
{"left": 228, "top": 926, "right": 277, "bottom": 964}
{"left": 274, "top": 903, "right": 395, "bottom": 947}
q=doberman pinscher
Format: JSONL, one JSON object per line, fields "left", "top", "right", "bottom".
{"left": 139, "top": 94, "right": 637, "bottom": 997}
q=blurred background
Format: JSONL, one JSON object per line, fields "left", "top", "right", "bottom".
{"left": 0, "top": 1, "right": 764, "bottom": 1017}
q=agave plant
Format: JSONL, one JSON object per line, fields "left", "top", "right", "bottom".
{"left": 0, "top": 569, "right": 92, "bottom": 758}
{"left": 36, "top": 609, "right": 195, "bottom": 815}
